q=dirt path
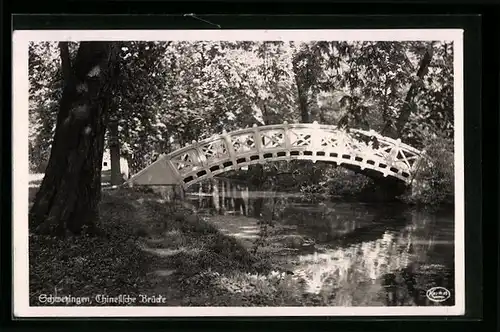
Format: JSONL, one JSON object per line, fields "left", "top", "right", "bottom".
{"left": 203, "top": 215, "right": 260, "bottom": 247}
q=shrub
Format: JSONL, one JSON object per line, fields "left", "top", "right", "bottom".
{"left": 404, "top": 135, "right": 454, "bottom": 205}
{"left": 324, "top": 168, "right": 373, "bottom": 198}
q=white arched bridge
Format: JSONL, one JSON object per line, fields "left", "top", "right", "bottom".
{"left": 128, "top": 122, "right": 424, "bottom": 190}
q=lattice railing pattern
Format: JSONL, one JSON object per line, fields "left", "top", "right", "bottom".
{"left": 129, "top": 122, "right": 424, "bottom": 189}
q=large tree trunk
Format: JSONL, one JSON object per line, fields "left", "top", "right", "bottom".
{"left": 29, "top": 41, "right": 119, "bottom": 236}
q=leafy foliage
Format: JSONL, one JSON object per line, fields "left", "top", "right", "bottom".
{"left": 28, "top": 42, "right": 62, "bottom": 172}
{"left": 29, "top": 40, "right": 454, "bottom": 199}
{"left": 403, "top": 135, "right": 454, "bottom": 205}
{"left": 403, "top": 42, "right": 454, "bottom": 148}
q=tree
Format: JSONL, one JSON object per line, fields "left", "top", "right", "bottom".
{"left": 30, "top": 41, "right": 120, "bottom": 236}
{"left": 403, "top": 41, "right": 454, "bottom": 148}
{"left": 113, "top": 41, "right": 174, "bottom": 173}
{"left": 329, "top": 41, "right": 417, "bottom": 132}
{"left": 291, "top": 42, "right": 325, "bottom": 123}
{"left": 28, "top": 42, "right": 63, "bottom": 172}
{"left": 389, "top": 43, "right": 434, "bottom": 138}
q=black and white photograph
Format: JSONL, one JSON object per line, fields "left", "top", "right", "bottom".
{"left": 13, "top": 29, "right": 464, "bottom": 317}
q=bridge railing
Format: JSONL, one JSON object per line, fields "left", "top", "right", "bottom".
{"left": 129, "top": 122, "right": 424, "bottom": 188}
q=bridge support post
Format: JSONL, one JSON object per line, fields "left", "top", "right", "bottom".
{"left": 222, "top": 130, "right": 237, "bottom": 166}
{"left": 191, "top": 139, "right": 209, "bottom": 171}
{"left": 388, "top": 138, "right": 401, "bottom": 167}
{"left": 252, "top": 124, "right": 263, "bottom": 159}
{"left": 310, "top": 121, "right": 321, "bottom": 162}
{"left": 283, "top": 121, "right": 292, "bottom": 159}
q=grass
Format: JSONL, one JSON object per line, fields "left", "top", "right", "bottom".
{"left": 29, "top": 186, "right": 313, "bottom": 306}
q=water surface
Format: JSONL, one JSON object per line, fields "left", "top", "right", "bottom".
{"left": 280, "top": 201, "right": 454, "bottom": 306}
{"left": 192, "top": 189, "right": 455, "bottom": 306}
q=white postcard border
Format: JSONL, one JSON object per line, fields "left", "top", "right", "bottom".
{"left": 13, "top": 29, "right": 465, "bottom": 317}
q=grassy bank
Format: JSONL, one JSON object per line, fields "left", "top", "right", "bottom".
{"left": 29, "top": 187, "right": 317, "bottom": 306}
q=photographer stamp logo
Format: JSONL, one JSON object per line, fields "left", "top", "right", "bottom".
{"left": 426, "top": 287, "right": 451, "bottom": 303}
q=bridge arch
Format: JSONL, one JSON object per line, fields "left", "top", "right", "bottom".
{"left": 128, "top": 122, "right": 424, "bottom": 189}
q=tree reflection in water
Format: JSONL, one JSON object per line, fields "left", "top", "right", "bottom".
{"left": 288, "top": 204, "right": 454, "bottom": 306}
